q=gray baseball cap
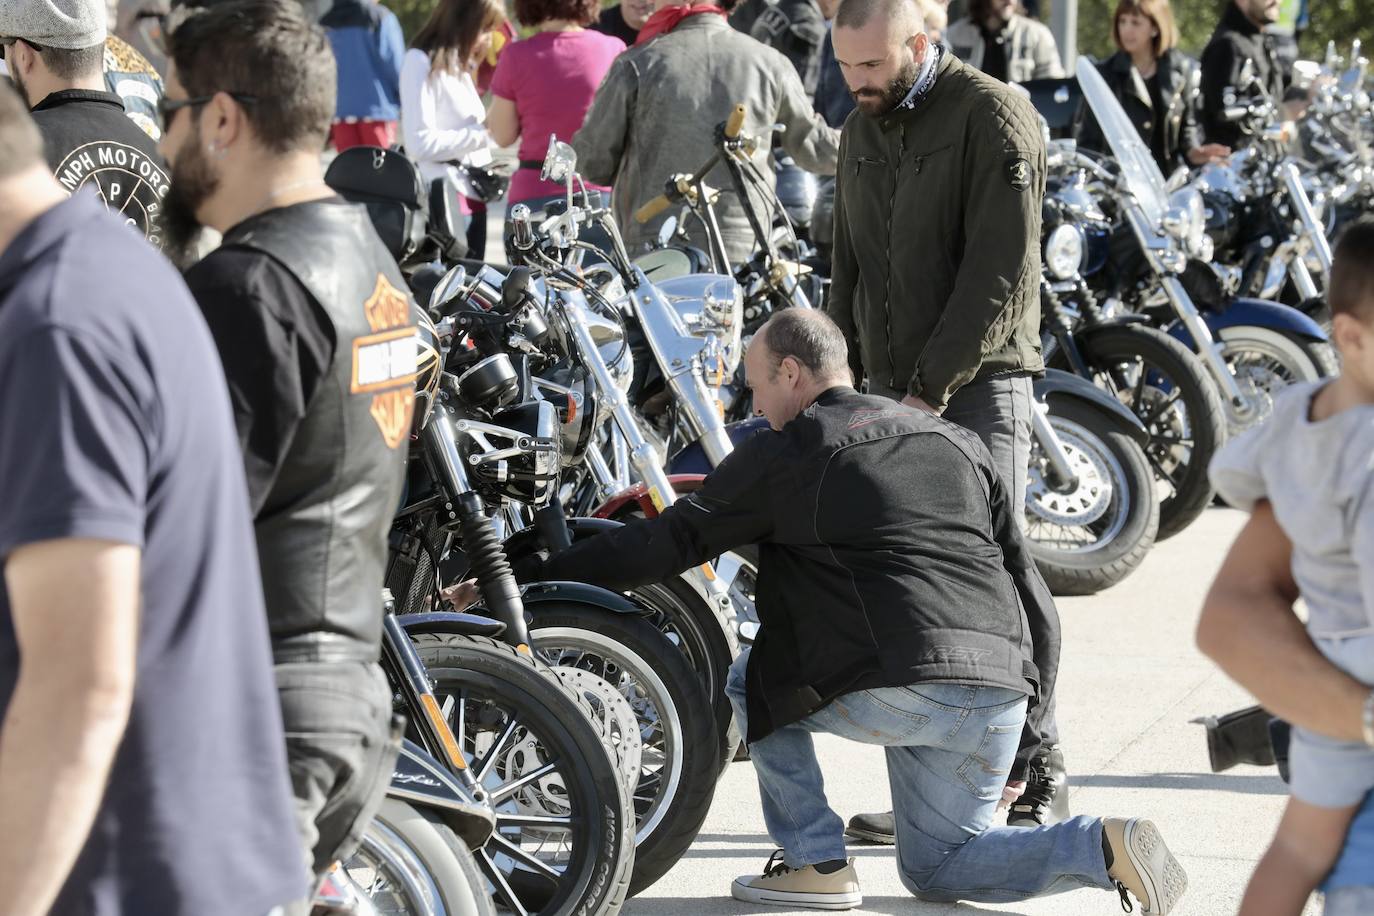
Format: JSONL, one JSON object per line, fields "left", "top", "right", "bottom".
{"left": 1, "top": 0, "right": 108, "bottom": 50}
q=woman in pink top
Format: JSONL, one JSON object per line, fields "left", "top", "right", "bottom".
{"left": 486, "top": 0, "right": 625, "bottom": 208}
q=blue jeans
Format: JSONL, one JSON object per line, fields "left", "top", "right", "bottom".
{"left": 726, "top": 650, "right": 1112, "bottom": 903}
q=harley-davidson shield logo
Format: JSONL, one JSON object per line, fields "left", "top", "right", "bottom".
{"left": 354, "top": 274, "right": 417, "bottom": 449}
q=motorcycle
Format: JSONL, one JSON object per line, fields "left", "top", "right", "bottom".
{"left": 1189, "top": 59, "right": 1336, "bottom": 308}
{"left": 1041, "top": 151, "right": 1228, "bottom": 541}
{"left": 1075, "top": 59, "right": 1336, "bottom": 441}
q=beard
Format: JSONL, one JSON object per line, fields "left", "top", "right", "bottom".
{"left": 11, "top": 67, "right": 29, "bottom": 106}
{"left": 157, "top": 129, "right": 220, "bottom": 269}
{"left": 852, "top": 59, "right": 922, "bottom": 118}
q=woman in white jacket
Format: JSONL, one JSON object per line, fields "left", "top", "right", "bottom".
{"left": 400, "top": 0, "right": 505, "bottom": 257}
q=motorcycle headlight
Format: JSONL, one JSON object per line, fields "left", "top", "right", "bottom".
{"left": 1043, "top": 224, "right": 1085, "bottom": 280}
{"left": 1164, "top": 187, "right": 1207, "bottom": 258}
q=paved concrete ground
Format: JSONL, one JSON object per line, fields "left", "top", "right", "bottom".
{"left": 628, "top": 506, "right": 1319, "bottom": 916}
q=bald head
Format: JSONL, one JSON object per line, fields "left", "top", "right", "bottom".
{"left": 834, "top": 0, "right": 923, "bottom": 36}
{"left": 757, "top": 309, "right": 852, "bottom": 381}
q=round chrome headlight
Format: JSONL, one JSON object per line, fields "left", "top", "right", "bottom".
{"left": 1044, "top": 223, "right": 1085, "bottom": 280}
{"left": 1165, "top": 187, "right": 1207, "bottom": 257}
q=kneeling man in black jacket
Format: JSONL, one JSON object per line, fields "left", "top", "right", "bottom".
{"left": 531, "top": 309, "right": 1187, "bottom": 912}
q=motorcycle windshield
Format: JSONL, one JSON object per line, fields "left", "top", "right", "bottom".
{"left": 1076, "top": 58, "right": 1168, "bottom": 229}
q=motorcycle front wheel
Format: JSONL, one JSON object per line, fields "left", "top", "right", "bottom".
{"left": 1053, "top": 324, "right": 1227, "bottom": 541}
{"left": 342, "top": 798, "right": 495, "bottom": 916}
{"left": 528, "top": 607, "right": 718, "bottom": 896}
{"left": 1215, "top": 326, "right": 1338, "bottom": 436}
{"left": 413, "top": 634, "right": 636, "bottom": 916}
{"left": 1024, "top": 401, "right": 1160, "bottom": 595}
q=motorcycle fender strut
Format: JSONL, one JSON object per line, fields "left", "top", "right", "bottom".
{"left": 388, "top": 739, "right": 496, "bottom": 851}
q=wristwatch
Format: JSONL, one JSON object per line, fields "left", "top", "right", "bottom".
{"left": 1363, "top": 689, "right": 1374, "bottom": 748}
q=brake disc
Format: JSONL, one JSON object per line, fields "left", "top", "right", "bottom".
{"left": 554, "top": 667, "right": 643, "bottom": 792}
{"left": 1026, "top": 431, "right": 1114, "bottom": 528}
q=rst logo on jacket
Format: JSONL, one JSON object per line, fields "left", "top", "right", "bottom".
{"left": 55, "top": 141, "right": 170, "bottom": 245}
{"left": 352, "top": 274, "right": 417, "bottom": 449}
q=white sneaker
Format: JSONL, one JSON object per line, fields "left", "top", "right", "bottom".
{"left": 730, "top": 850, "right": 862, "bottom": 910}
{"left": 1103, "top": 817, "right": 1188, "bottom": 915}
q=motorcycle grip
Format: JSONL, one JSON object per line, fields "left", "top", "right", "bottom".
{"left": 724, "top": 104, "right": 746, "bottom": 140}
{"left": 635, "top": 194, "right": 672, "bottom": 223}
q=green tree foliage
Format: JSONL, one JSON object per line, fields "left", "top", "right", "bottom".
{"left": 1073, "top": 0, "right": 1374, "bottom": 63}
{"left": 381, "top": 0, "right": 440, "bottom": 40}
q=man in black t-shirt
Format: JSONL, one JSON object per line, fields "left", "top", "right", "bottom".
{"left": 0, "top": 80, "right": 303, "bottom": 916}
{"left": 158, "top": 0, "right": 413, "bottom": 890}
{"left": 1, "top": 0, "right": 170, "bottom": 245}
{"left": 592, "top": 0, "right": 654, "bottom": 46}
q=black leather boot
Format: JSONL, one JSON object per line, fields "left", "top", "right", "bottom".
{"left": 1007, "top": 744, "right": 1070, "bottom": 826}
{"left": 844, "top": 811, "right": 895, "bottom": 845}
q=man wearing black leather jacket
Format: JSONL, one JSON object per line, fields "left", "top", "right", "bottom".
{"left": 732, "top": 0, "right": 828, "bottom": 96}
{"left": 525, "top": 310, "right": 1187, "bottom": 913}
{"left": 159, "top": 0, "right": 414, "bottom": 891}
{"left": 1200, "top": 0, "right": 1287, "bottom": 150}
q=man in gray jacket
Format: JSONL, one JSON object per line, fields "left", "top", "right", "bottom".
{"left": 572, "top": 0, "right": 839, "bottom": 265}
{"left": 944, "top": 0, "right": 1062, "bottom": 83}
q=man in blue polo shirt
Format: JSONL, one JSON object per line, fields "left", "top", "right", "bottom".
{"left": 0, "top": 81, "right": 303, "bottom": 915}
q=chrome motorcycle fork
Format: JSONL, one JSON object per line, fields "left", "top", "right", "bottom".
{"left": 559, "top": 294, "right": 733, "bottom": 610}
{"left": 1157, "top": 275, "right": 1256, "bottom": 422}
{"left": 1279, "top": 162, "right": 1334, "bottom": 276}
{"left": 1289, "top": 255, "right": 1322, "bottom": 301}
{"left": 1030, "top": 400, "right": 1079, "bottom": 488}
{"left": 1125, "top": 209, "right": 1256, "bottom": 420}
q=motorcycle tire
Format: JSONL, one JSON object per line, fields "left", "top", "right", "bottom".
{"left": 1052, "top": 324, "right": 1227, "bottom": 541}
{"left": 627, "top": 576, "right": 742, "bottom": 775}
{"left": 343, "top": 797, "right": 496, "bottom": 916}
{"left": 1025, "top": 400, "right": 1160, "bottom": 596}
{"left": 527, "top": 606, "right": 719, "bottom": 896}
{"left": 413, "top": 634, "right": 636, "bottom": 916}
{"left": 1216, "top": 325, "right": 1338, "bottom": 417}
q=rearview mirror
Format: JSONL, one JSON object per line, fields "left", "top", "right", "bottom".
{"left": 428, "top": 264, "right": 468, "bottom": 316}
{"left": 657, "top": 215, "right": 678, "bottom": 247}
{"left": 542, "top": 137, "right": 578, "bottom": 184}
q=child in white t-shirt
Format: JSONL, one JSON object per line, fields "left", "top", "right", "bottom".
{"left": 1208, "top": 218, "right": 1374, "bottom": 915}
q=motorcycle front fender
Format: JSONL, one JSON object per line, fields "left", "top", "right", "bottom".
{"left": 1176, "top": 296, "right": 1328, "bottom": 347}
{"left": 1035, "top": 368, "right": 1150, "bottom": 448}
{"left": 667, "top": 417, "right": 771, "bottom": 475}
{"left": 388, "top": 739, "right": 495, "bottom": 851}
{"left": 590, "top": 475, "right": 708, "bottom": 519}
{"left": 396, "top": 610, "right": 507, "bottom": 640}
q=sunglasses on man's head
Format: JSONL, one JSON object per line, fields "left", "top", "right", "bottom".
{"left": 0, "top": 37, "right": 44, "bottom": 63}
{"left": 155, "top": 92, "right": 258, "bottom": 133}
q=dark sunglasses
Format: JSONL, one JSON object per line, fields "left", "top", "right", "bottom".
{"left": 156, "top": 92, "right": 259, "bottom": 132}
{"left": 0, "top": 36, "right": 43, "bottom": 62}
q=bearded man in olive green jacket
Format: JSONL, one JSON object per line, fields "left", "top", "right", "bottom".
{"left": 827, "top": 0, "right": 1070, "bottom": 841}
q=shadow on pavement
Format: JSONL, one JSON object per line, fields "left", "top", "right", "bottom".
{"left": 1072, "top": 772, "right": 1287, "bottom": 794}
{"left": 628, "top": 897, "right": 1038, "bottom": 916}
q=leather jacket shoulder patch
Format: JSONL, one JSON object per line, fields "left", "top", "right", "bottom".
{"left": 1005, "top": 156, "right": 1031, "bottom": 191}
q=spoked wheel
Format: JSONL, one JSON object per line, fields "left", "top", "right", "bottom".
{"left": 413, "top": 634, "right": 635, "bottom": 916}
{"left": 1024, "top": 401, "right": 1159, "bottom": 595}
{"left": 529, "top": 607, "right": 718, "bottom": 896}
{"left": 1216, "top": 326, "right": 1337, "bottom": 436}
{"left": 1054, "top": 324, "right": 1227, "bottom": 540}
{"left": 626, "top": 578, "right": 741, "bottom": 771}
{"left": 342, "top": 798, "right": 496, "bottom": 916}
